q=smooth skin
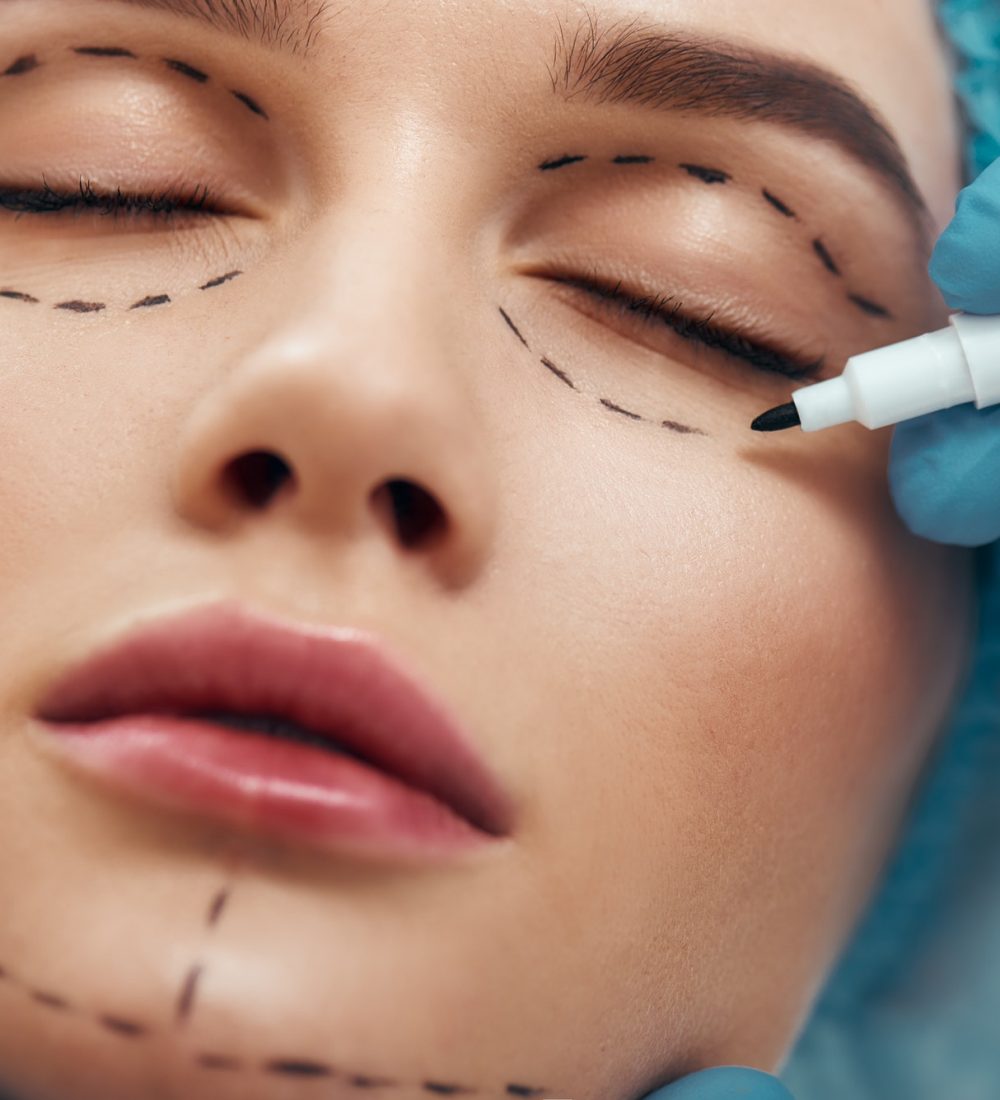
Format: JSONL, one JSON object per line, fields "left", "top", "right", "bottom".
{"left": 0, "top": 2, "right": 973, "bottom": 1099}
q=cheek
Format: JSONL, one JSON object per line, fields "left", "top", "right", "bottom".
{"left": 508, "top": 428, "right": 972, "bottom": 1064}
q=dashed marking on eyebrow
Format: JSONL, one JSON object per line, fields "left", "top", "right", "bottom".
{"left": 98, "top": 1014, "right": 149, "bottom": 1038}
{"left": 812, "top": 238, "right": 841, "bottom": 277}
{"left": 538, "top": 154, "right": 587, "bottom": 171}
{"left": 130, "top": 293, "right": 171, "bottom": 309}
{"left": 230, "top": 89, "right": 269, "bottom": 119}
{"left": 264, "top": 1059, "right": 336, "bottom": 1078}
{"left": 679, "top": 163, "right": 731, "bottom": 185}
{"left": 761, "top": 188, "right": 796, "bottom": 218}
{"left": 175, "top": 963, "right": 204, "bottom": 1024}
{"left": 498, "top": 306, "right": 530, "bottom": 348}
{"left": 612, "top": 154, "right": 654, "bottom": 164}
{"left": 55, "top": 300, "right": 106, "bottom": 313}
{"left": 540, "top": 355, "right": 576, "bottom": 389}
{"left": 164, "top": 57, "right": 210, "bottom": 83}
{"left": 2, "top": 54, "right": 39, "bottom": 76}
{"left": 0, "top": 289, "right": 40, "bottom": 303}
{"left": 848, "top": 293, "right": 892, "bottom": 319}
{"left": 600, "top": 397, "right": 644, "bottom": 421}
{"left": 72, "top": 46, "right": 138, "bottom": 58}
{"left": 201, "top": 270, "right": 243, "bottom": 290}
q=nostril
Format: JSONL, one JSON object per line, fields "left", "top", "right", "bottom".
{"left": 380, "top": 478, "right": 447, "bottom": 549}
{"left": 223, "top": 450, "right": 293, "bottom": 508}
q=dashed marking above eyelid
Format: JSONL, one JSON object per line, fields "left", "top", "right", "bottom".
{"left": 538, "top": 153, "right": 587, "bottom": 171}
{"left": 72, "top": 46, "right": 138, "bottom": 58}
{"left": 2, "top": 54, "right": 40, "bottom": 76}
{"left": 535, "top": 149, "right": 895, "bottom": 323}
{"left": 230, "top": 89, "right": 269, "bottom": 119}
{"left": 164, "top": 57, "right": 210, "bottom": 83}
{"left": 1, "top": 45, "right": 271, "bottom": 122}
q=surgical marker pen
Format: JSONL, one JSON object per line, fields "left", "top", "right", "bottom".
{"left": 750, "top": 312, "right": 1000, "bottom": 433}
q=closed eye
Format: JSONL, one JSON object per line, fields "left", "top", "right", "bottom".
{"left": 545, "top": 271, "right": 827, "bottom": 381}
{"left": 0, "top": 176, "right": 227, "bottom": 224}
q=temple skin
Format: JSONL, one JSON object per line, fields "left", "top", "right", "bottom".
{"left": 0, "top": 1, "right": 970, "bottom": 1099}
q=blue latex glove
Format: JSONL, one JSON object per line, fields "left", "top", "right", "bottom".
{"left": 889, "top": 155, "right": 1000, "bottom": 546}
{"left": 636, "top": 1067, "right": 794, "bottom": 1099}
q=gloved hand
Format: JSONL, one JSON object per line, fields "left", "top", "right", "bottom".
{"left": 636, "top": 1066, "right": 794, "bottom": 1099}
{"left": 889, "top": 155, "right": 1000, "bottom": 546}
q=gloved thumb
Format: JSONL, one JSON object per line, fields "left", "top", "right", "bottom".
{"left": 637, "top": 1065, "right": 795, "bottom": 1099}
{"left": 929, "top": 155, "right": 1000, "bottom": 314}
{"left": 889, "top": 402, "right": 1000, "bottom": 546}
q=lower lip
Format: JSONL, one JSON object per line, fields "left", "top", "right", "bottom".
{"left": 32, "top": 715, "right": 495, "bottom": 861}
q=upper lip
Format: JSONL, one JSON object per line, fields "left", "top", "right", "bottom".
{"left": 32, "top": 601, "right": 515, "bottom": 838}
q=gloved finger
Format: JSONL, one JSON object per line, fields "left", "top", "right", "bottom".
{"left": 637, "top": 1066, "right": 795, "bottom": 1099}
{"left": 929, "top": 155, "right": 1000, "bottom": 314}
{"left": 889, "top": 402, "right": 1000, "bottom": 546}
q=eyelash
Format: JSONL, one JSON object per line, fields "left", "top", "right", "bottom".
{"left": 0, "top": 177, "right": 222, "bottom": 222}
{"left": 551, "top": 272, "right": 825, "bottom": 381}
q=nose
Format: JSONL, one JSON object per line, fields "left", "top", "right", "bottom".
{"left": 168, "top": 221, "right": 499, "bottom": 590}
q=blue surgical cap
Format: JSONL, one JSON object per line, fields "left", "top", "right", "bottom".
{"left": 780, "top": 8, "right": 1000, "bottom": 1096}
{"left": 938, "top": 0, "right": 1000, "bottom": 179}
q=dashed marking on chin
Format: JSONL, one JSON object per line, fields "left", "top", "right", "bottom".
{"left": 0, "top": 949, "right": 556, "bottom": 1096}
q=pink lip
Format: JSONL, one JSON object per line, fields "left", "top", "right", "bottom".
{"left": 30, "top": 601, "right": 515, "bottom": 862}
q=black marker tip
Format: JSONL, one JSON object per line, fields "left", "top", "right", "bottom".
{"left": 751, "top": 402, "right": 801, "bottom": 432}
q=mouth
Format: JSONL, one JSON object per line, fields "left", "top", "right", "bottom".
{"left": 190, "top": 710, "right": 369, "bottom": 757}
{"left": 30, "top": 602, "right": 516, "bottom": 861}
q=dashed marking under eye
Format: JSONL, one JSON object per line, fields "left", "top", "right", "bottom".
{"left": 98, "top": 1014, "right": 148, "bottom": 1038}
{"left": 498, "top": 306, "right": 530, "bottom": 348}
{"left": 131, "top": 294, "right": 171, "bottom": 310}
{"left": 197, "top": 1052, "right": 244, "bottom": 1071}
{"left": 662, "top": 418, "right": 706, "bottom": 436}
{"left": 539, "top": 358, "right": 576, "bottom": 389}
{"left": 812, "top": 238, "right": 841, "bottom": 277}
{"left": 200, "top": 270, "right": 243, "bottom": 290}
{"left": 612, "top": 154, "right": 654, "bottom": 164}
{"left": 30, "top": 989, "right": 72, "bottom": 1011}
{"left": 761, "top": 189, "right": 796, "bottom": 218}
{"left": 164, "top": 57, "right": 210, "bottom": 83}
{"left": 848, "top": 293, "right": 892, "bottom": 319}
{"left": 73, "top": 46, "right": 137, "bottom": 58}
{"left": 600, "top": 397, "right": 644, "bottom": 421}
{"left": 2, "top": 54, "right": 39, "bottom": 76}
{"left": 538, "top": 154, "right": 587, "bottom": 171}
{"left": 679, "top": 163, "right": 731, "bottom": 185}
{"left": 231, "top": 89, "right": 269, "bottom": 119}
{"left": 0, "top": 289, "right": 39, "bottom": 303}
{"left": 264, "top": 1059, "right": 336, "bottom": 1078}
{"left": 56, "top": 300, "right": 106, "bottom": 313}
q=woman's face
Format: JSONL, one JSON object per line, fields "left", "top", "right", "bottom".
{"left": 0, "top": 1, "right": 973, "bottom": 1098}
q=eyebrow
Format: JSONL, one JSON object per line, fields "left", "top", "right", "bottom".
{"left": 97, "top": 0, "right": 333, "bottom": 56}
{"left": 550, "top": 14, "right": 929, "bottom": 240}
